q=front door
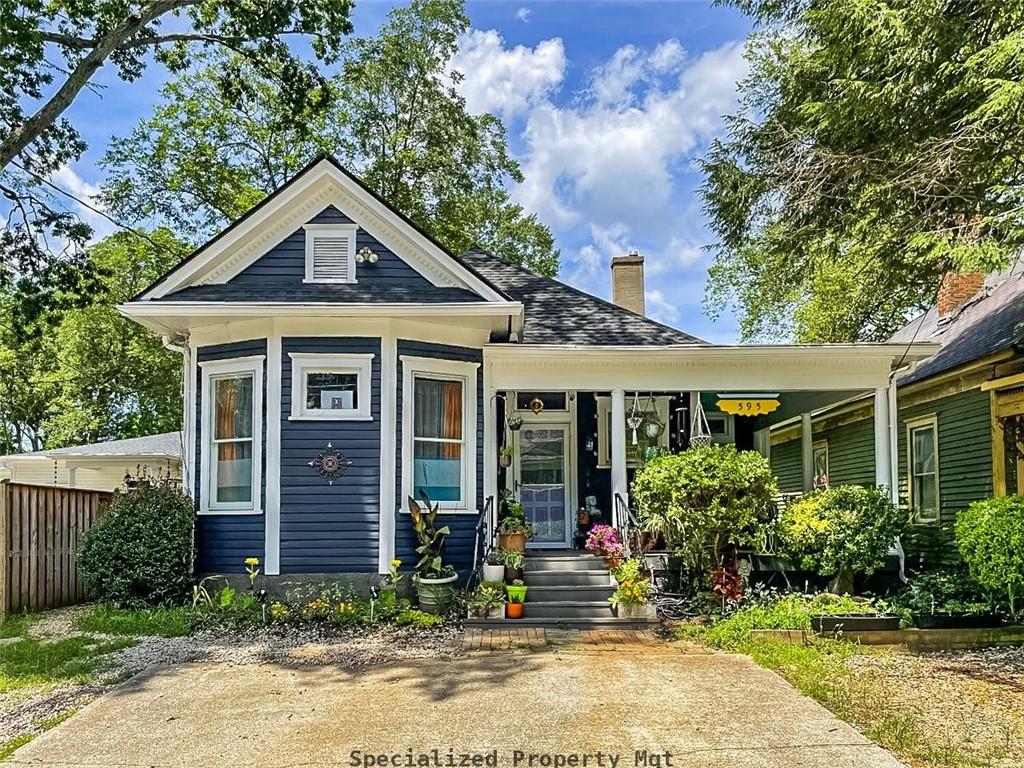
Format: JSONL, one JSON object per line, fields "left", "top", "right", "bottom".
{"left": 515, "top": 424, "right": 572, "bottom": 548}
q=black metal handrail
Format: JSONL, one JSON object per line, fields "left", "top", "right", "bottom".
{"left": 613, "top": 492, "right": 641, "bottom": 559}
{"left": 467, "top": 495, "right": 494, "bottom": 589}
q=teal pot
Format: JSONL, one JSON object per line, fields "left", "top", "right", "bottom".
{"left": 414, "top": 573, "right": 458, "bottom": 615}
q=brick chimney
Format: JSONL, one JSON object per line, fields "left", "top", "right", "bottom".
{"left": 611, "top": 250, "right": 645, "bottom": 315}
{"left": 937, "top": 271, "right": 984, "bottom": 317}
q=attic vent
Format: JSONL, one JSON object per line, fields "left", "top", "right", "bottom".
{"left": 304, "top": 224, "right": 357, "bottom": 283}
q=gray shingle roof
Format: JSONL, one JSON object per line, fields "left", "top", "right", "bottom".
{"left": 890, "top": 270, "right": 1024, "bottom": 384}
{"left": 154, "top": 284, "right": 483, "bottom": 303}
{"left": 459, "top": 249, "right": 705, "bottom": 346}
{"left": 0, "top": 432, "right": 183, "bottom": 461}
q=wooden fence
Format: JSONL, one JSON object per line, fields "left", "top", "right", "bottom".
{"left": 0, "top": 482, "right": 110, "bottom": 616}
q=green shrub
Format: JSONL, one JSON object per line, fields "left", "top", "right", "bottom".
{"left": 78, "top": 484, "right": 195, "bottom": 607}
{"left": 890, "top": 567, "right": 997, "bottom": 616}
{"left": 631, "top": 445, "right": 777, "bottom": 574}
{"left": 395, "top": 609, "right": 443, "bottom": 628}
{"left": 956, "top": 496, "right": 1024, "bottom": 620}
{"left": 778, "top": 485, "right": 904, "bottom": 593}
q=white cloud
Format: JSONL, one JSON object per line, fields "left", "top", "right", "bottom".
{"left": 645, "top": 288, "right": 680, "bottom": 325}
{"left": 516, "top": 7, "right": 531, "bottom": 22}
{"left": 450, "top": 30, "right": 565, "bottom": 118}
{"left": 49, "top": 165, "right": 114, "bottom": 243}
{"left": 515, "top": 39, "right": 748, "bottom": 235}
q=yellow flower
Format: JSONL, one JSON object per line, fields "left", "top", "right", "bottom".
{"left": 390, "top": 559, "right": 402, "bottom": 568}
{"left": 244, "top": 557, "right": 260, "bottom": 566}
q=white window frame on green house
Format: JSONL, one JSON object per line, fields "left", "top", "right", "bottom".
{"left": 288, "top": 353, "right": 374, "bottom": 421}
{"left": 198, "top": 355, "right": 264, "bottom": 515}
{"left": 812, "top": 440, "right": 829, "bottom": 489}
{"left": 906, "top": 415, "right": 940, "bottom": 524}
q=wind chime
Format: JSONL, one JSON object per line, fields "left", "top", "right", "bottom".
{"left": 689, "top": 395, "right": 713, "bottom": 448}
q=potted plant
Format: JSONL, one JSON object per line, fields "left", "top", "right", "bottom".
{"left": 585, "top": 524, "right": 625, "bottom": 567}
{"left": 805, "top": 593, "right": 901, "bottom": 633}
{"left": 609, "top": 558, "right": 654, "bottom": 619}
{"left": 468, "top": 581, "right": 506, "bottom": 619}
{"left": 407, "top": 493, "right": 457, "bottom": 614}
{"left": 506, "top": 580, "right": 527, "bottom": 618}
{"left": 497, "top": 547, "right": 525, "bottom": 581}
{"left": 482, "top": 550, "right": 505, "bottom": 583}
{"left": 499, "top": 445, "right": 513, "bottom": 468}
{"left": 497, "top": 500, "right": 533, "bottom": 552}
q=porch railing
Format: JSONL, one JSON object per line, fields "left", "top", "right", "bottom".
{"left": 613, "top": 493, "right": 642, "bottom": 560}
{"left": 467, "top": 495, "right": 494, "bottom": 589}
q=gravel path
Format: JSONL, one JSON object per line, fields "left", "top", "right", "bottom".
{"left": 848, "top": 646, "right": 1024, "bottom": 767}
{"left": 1, "top": 607, "right": 463, "bottom": 747}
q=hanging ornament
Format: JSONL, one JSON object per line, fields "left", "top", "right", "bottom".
{"left": 690, "top": 396, "right": 713, "bottom": 448}
{"left": 307, "top": 442, "right": 352, "bottom": 485}
{"left": 529, "top": 396, "right": 545, "bottom": 415}
{"left": 642, "top": 393, "right": 665, "bottom": 439}
{"left": 626, "top": 391, "right": 644, "bottom": 445}
{"left": 505, "top": 394, "right": 523, "bottom": 432}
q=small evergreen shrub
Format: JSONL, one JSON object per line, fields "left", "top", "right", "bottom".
{"left": 956, "top": 496, "right": 1024, "bottom": 620}
{"left": 631, "top": 445, "right": 777, "bottom": 573}
{"left": 78, "top": 484, "right": 195, "bottom": 607}
{"left": 778, "top": 485, "right": 904, "bottom": 594}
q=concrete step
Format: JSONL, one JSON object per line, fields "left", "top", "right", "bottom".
{"left": 525, "top": 569, "right": 613, "bottom": 587}
{"left": 464, "top": 617, "right": 658, "bottom": 630}
{"left": 525, "top": 585, "right": 615, "bottom": 603}
{"left": 520, "top": 601, "right": 617, "bottom": 620}
{"left": 524, "top": 554, "right": 606, "bottom": 572}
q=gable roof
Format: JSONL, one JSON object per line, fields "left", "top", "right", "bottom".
{"left": 0, "top": 432, "right": 183, "bottom": 462}
{"left": 459, "top": 249, "right": 705, "bottom": 346}
{"left": 135, "top": 155, "right": 510, "bottom": 304}
{"left": 890, "top": 269, "right": 1024, "bottom": 384}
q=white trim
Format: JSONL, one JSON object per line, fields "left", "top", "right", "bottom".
{"left": 610, "top": 389, "right": 627, "bottom": 523}
{"left": 122, "top": 301, "right": 522, "bottom": 318}
{"left": 139, "top": 159, "right": 508, "bottom": 302}
{"left": 873, "top": 386, "right": 891, "bottom": 491}
{"left": 400, "top": 355, "right": 479, "bottom": 514}
{"left": 906, "top": 414, "right": 940, "bottom": 524}
{"left": 378, "top": 333, "right": 397, "bottom": 573}
{"left": 198, "top": 355, "right": 265, "bottom": 515}
{"left": 265, "top": 334, "right": 282, "bottom": 574}
{"left": 514, "top": 421, "right": 574, "bottom": 548}
{"left": 288, "top": 353, "right": 374, "bottom": 421}
{"left": 303, "top": 223, "right": 357, "bottom": 284}
{"left": 801, "top": 413, "right": 814, "bottom": 491}
{"left": 184, "top": 339, "right": 197, "bottom": 498}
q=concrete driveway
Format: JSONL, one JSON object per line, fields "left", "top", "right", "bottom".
{"left": 9, "top": 643, "right": 904, "bottom": 768}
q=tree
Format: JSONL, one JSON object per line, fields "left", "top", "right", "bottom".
{"left": 1, "top": 0, "right": 354, "bottom": 291}
{"left": 41, "top": 229, "right": 187, "bottom": 446}
{"left": 701, "top": 0, "right": 1024, "bottom": 341}
{"left": 101, "top": 0, "right": 560, "bottom": 276}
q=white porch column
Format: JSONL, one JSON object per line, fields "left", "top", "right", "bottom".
{"left": 610, "top": 388, "right": 628, "bottom": 525}
{"left": 483, "top": 368, "right": 499, "bottom": 538}
{"left": 377, "top": 333, "right": 397, "bottom": 573}
{"left": 801, "top": 412, "right": 813, "bottom": 491}
{"left": 874, "top": 386, "right": 892, "bottom": 491}
{"left": 265, "top": 332, "right": 282, "bottom": 575}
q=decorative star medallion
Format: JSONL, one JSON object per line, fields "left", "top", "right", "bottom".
{"left": 307, "top": 442, "right": 352, "bottom": 486}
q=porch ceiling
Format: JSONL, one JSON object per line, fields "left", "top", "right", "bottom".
{"left": 483, "top": 342, "right": 939, "bottom": 392}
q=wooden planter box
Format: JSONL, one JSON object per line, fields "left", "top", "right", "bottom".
{"left": 811, "top": 614, "right": 902, "bottom": 633}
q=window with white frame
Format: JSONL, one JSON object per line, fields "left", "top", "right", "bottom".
{"left": 303, "top": 223, "right": 357, "bottom": 283}
{"left": 289, "top": 353, "right": 373, "bottom": 420}
{"left": 907, "top": 416, "right": 940, "bottom": 524}
{"left": 812, "top": 440, "right": 829, "bottom": 489}
{"left": 402, "top": 357, "right": 478, "bottom": 511}
{"left": 200, "top": 356, "right": 264, "bottom": 514}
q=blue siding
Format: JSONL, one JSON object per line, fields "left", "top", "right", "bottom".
{"left": 230, "top": 206, "right": 434, "bottom": 288}
{"left": 395, "top": 341, "right": 484, "bottom": 573}
{"left": 280, "top": 337, "right": 382, "bottom": 573}
{"left": 195, "top": 339, "right": 268, "bottom": 573}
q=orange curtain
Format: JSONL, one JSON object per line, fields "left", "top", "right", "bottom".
{"left": 216, "top": 383, "right": 238, "bottom": 460}
{"left": 441, "top": 381, "right": 462, "bottom": 458}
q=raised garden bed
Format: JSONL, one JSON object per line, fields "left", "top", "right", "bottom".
{"left": 912, "top": 613, "right": 1005, "bottom": 630}
{"left": 811, "top": 614, "right": 902, "bottom": 633}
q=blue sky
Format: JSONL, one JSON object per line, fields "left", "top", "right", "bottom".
{"left": 60, "top": 1, "right": 754, "bottom": 342}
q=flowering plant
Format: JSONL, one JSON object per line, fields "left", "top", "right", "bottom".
{"left": 585, "top": 525, "right": 624, "bottom": 560}
{"left": 244, "top": 557, "right": 260, "bottom": 591}
{"left": 609, "top": 557, "right": 651, "bottom": 606}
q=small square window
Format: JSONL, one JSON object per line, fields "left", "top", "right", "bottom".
{"left": 289, "top": 353, "right": 373, "bottom": 420}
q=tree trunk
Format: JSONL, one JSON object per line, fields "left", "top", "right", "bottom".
{"left": 828, "top": 568, "right": 855, "bottom": 596}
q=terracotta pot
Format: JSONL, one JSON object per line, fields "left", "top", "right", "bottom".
{"left": 506, "top": 603, "right": 524, "bottom": 619}
{"left": 498, "top": 532, "right": 527, "bottom": 553}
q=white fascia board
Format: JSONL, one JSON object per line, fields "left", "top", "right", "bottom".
{"left": 483, "top": 342, "right": 940, "bottom": 363}
{"left": 140, "top": 159, "right": 508, "bottom": 303}
{"left": 121, "top": 301, "right": 523, "bottom": 319}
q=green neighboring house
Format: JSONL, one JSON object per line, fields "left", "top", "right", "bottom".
{"left": 767, "top": 271, "right": 1024, "bottom": 568}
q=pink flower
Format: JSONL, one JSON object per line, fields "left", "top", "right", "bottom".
{"left": 585, "top": 525, "right": 624, "bottom": 558}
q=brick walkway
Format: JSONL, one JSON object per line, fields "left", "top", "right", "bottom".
{"left": 461, "top": 627, "right": 659, "bottom": 652}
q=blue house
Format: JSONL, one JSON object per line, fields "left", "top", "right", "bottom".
{"left": 121, "top": 156, "right": 936, "bottom": 588}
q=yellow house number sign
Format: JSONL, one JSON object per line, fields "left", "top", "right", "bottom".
{"left": 715, "top": 396, "right": 781, "bottom": 416}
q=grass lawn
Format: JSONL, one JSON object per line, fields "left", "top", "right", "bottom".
{"left": 0, "top": 634, "right": 137, "bottom": 694}
{"left": 73, "top": 604, "right": 192, "bottom": 638}
{"left": 681, "top": 605, "right": 1023, "bottom": 768}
